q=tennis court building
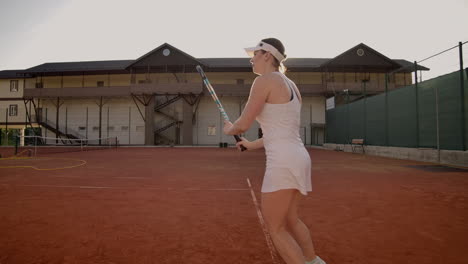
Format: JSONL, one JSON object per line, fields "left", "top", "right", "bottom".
{"left": 0, "top": 43, "right": 427, "bottom": 146}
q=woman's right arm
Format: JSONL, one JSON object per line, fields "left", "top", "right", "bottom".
{"left": 237, "top": 137, "right": 264, "bottom": 151}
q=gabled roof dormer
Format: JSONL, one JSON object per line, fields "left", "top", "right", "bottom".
{"left": 321, "top": 43, "right": 403, "bottom": 72}
{"left": 125, "top": 43, "right": 202, "bottom": 70}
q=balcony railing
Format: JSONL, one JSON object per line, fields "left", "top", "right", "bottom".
{"left": 22, "top": 81, "right": 400, "bottom": 98}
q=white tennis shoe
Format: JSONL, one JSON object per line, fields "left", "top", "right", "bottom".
{"left": 305, "top": 256, "right": 326, "bottom": 264}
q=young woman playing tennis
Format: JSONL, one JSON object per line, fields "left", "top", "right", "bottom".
{"left": 223, "top": 38, "right": 326, "bottom": 264}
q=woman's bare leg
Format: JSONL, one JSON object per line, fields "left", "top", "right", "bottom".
{"left": 286, "top": 192, "right": 317, "bottom": 262}
{"left": 262, "top": 189, "right": 305, "bottom": 264}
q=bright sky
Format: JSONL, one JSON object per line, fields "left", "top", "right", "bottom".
{"left": 0, "top": 0, "right": 467, "bottom": 80}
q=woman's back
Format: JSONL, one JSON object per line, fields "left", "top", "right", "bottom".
{"left": 256, "top": 72, "right": 303, "bottom": 145}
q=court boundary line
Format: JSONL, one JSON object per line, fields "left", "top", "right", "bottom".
{"left": 246, "top": 178, "right": 280, "bottom": 264}
{"left": 0, "top": 184, "right": 248, "bottom": 191}
{"left": 0, "top": 157, "right": 87, "bottom": 170}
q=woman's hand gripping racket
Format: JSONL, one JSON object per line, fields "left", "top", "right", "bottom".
{"left": 196, "top": 65, "right": 247, "bottom": 151}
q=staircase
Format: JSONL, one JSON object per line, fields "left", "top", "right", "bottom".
{"left": 37, "top": 118, "right": 83, "bottom": 140}
{"left": 154, "top": 120, "right": 182, "bottom": 134}
{"left": 154, "top": 95, "right": 183, "bottom": 145}
{"left": 154, "top": 95, "right": 182, "bottom": 111}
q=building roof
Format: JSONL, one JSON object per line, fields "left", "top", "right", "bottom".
{"left": 392, "top": 59, "right": 430, "bottom": 72}
{"left": 0, "top": 43, "right": 428, "bottom": 76}
{"left": 0, "top": 70, "right": 27, "bottom": 79}
{"left": 23, "top": 60, "right": 133, "bottom": 74}
{"left": 198, "top": 58, "right": 330, "bottom": 70}
{"left": 125, "top": 43, "right": 201, "bottom": 69}
{"left": 321, "top": 43, "right": 429, "bottom": 72}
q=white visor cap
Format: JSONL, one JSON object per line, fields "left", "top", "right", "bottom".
{"left": 244, "top": 41, "right": 286, "bottom": 62}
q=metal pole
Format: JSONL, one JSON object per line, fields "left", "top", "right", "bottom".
{"left": 459, "top": 42, "right": 466, "bottom": 150}
{"left": 65, "top": 107, "right": 68, "bottom": 135}
{"left": 56, "top": 97, "right": 60, "bottom": 144}
{"left": 86, "top": 107, "right": 88, "bottom": 139}
{"left": 363, "top": 81, "right": 367, "bottom": 143}
{"left": 385, "top": 73, "right": 389, "bottom": 146}
{"left": 107, "top": 106, "right": 110, "bottom": 138}
{"left": 324, "top": 98, "right": 327, "bottom": 143}
{"left": 414, "top": 61, "right": 419, "bottom": 148}
{"left": 129, "top": 107, "right": 131, "bottom": 145}
{"left": 436, "top": 84, "right": 440, "bottom": 163}
{"left": 5, "top": 108, "right": 8, "bottom": 145}
{"left": 99, "top": 97, "right": 102, "bottom": 145}
{"left": 45, "top": 108, "right": 48, "bottom": 138}
{"left": 346, "top": 90, "right": 350, "bottom": 144}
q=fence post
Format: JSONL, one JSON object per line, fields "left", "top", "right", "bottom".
{"left": 45, "top": 108, "right": 48, "bottom": 138}
{"left": 385, "top": 73, "right": 389, "bottom": 146}
{"left": 363, "top": 80, "right": 367, "bottom": 143}
{"left": 435, "top": 83, "right": 440, "bottom": 163}
{"left": 346, "top": 90, "right": 350, "bottom": 144}
{"left": 65, "top": 107, "right": 68, "bottom": 135}
{"left": 459, "top": 42, "right": 466, "bottom": 151}
{"left": 15, "top": 135, "right": 18, "bottom": 154}
{"left": 5, "top": 108, "right": 8, "bottom": 145}
{"left": 86, "top": 107, "right": 89, "bottom": 139}
{"left": 414, "top": 61, "right": 420, "bottom": 148}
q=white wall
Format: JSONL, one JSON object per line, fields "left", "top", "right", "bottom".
{"left": 40, "top": 98, "right": 145, "bottom": 144}
{"left": 300, "top": 96, "right": 326, "bottom": 145}
{"left": 192, "top": 96, "right": 325, "bottom": 146}
{"left": 32, "top": 94, "right": 327, "bottom": 146}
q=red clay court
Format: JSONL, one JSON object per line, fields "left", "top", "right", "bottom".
{"left": 0, "top": 147, "right": 467, "bottom": 264}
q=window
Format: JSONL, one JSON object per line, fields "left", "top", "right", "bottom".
{"left": 207, "top": 126, "right": 216, "bottom": 136}
{"left": 97, "top": 81, "right": 104, "bottom": 87}
{"left": 121, "top": 126, "right": 129, "bottom": 131}
{"left": 9, "top": 105, "right": 18, "bottom": 116}
{"left": 108, "top": 126, "right": 114, "bottom": 131}
{"left": 10, "top": 80, "right": 19, "bottom": 92}
{"left": 92, "top": 126, "right": 100, "bottom": 131}
{"left": 78, "top": 126, "right": 86, "bottom": 131}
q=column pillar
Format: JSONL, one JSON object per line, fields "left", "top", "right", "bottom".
{"left": 182, "top": 98, "right": 193, "bottom": 145}
{"left": 145, "top": 96, "right": 155, "bottom": 145}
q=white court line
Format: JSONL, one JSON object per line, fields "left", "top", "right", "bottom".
{"left": 246, "top": 178, "right": 280, "bottom": 264}
{"left": 115, "top": 177, "right": 151, "bottom": 179}
{"left": 0, "top": 184, "right": 248, "bottom": 191}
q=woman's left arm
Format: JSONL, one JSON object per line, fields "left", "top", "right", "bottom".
{"left": 224, "top": 76, "right": 270, "bottom": 135}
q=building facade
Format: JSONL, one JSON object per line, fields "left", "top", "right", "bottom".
{"left": 0, "top": 43, "right": 428, "bottom": 146}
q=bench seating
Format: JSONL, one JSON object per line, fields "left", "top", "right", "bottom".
{"left": 351, "top": 139, "right": 365, "bottom": 153}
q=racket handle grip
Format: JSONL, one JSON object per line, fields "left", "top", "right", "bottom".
{"left": 234, "top": 135, "right": 247, "bottom": 152}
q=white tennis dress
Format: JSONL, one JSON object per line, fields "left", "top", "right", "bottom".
{"left": 256, "top": 72, "right": 312, "bottom": 195}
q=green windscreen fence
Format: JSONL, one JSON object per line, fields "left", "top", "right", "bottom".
{"left": 365, "top": 94, "right": 386, "bottom": 146}
{"left": 326, "top": 69, "right": 468, "bottom": 150}
{"left": 418, "top": 80, "right": 437, "bottom": 148}
{"left": 326, "top": 106, "right": 347, "bottom": 143}
{"left": 388, "top": 85, "right": 418, "bottom": 147}
{"left": 437, "top": 72, "right": 465, "bottom": 150}
{"left": 348, "top": 100, "right": 365, "bottom": 143}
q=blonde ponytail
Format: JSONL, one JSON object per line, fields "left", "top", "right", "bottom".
{"left": 279, "top": 61, "right": 287, "bottom": 74}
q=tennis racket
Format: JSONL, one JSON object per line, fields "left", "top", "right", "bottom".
{"left": 196, "top": 65, "right": 247, "bottom": 151}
